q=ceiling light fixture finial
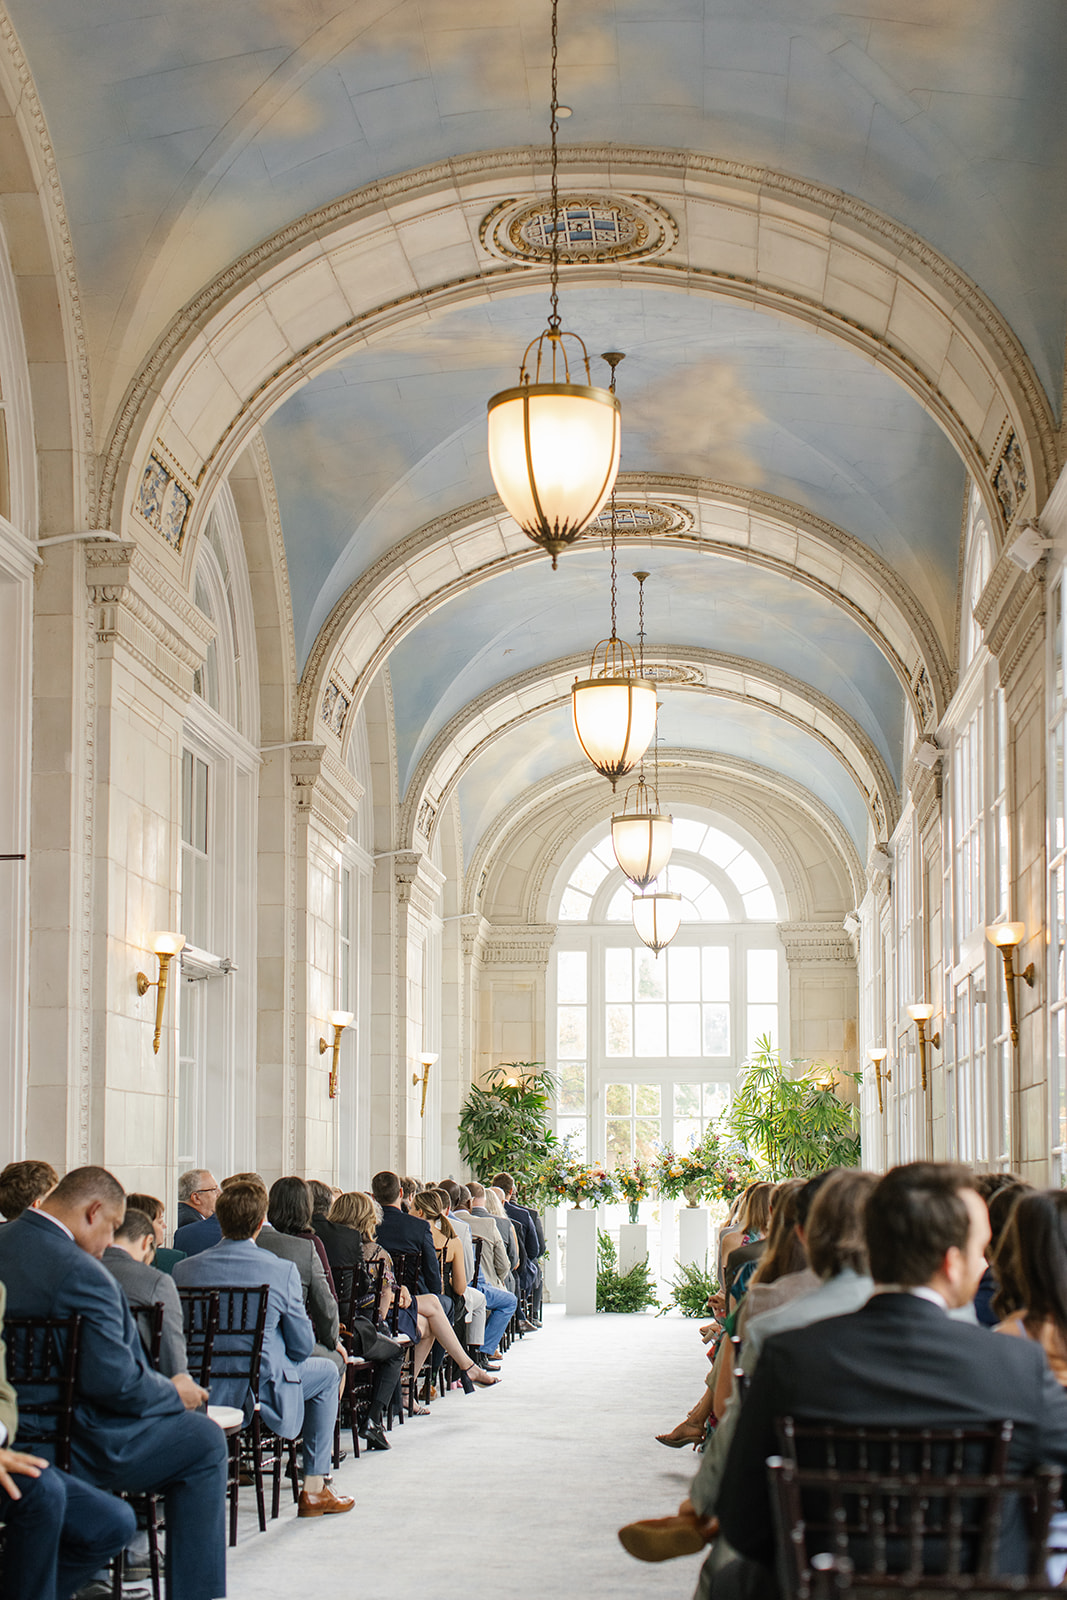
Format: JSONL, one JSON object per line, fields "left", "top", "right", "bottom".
{"left": 610, "top": 572, "right": 672, "bottom": 887}
{"left": 485, "top": 0, "right": 622, "bottom": 568}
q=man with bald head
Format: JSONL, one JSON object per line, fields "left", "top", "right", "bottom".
{"left": 0, "top": 1165, "right": 227, "bottom": 1600}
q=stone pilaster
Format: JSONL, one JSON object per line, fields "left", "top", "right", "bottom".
{"left": 472, "top": 923, "right": 557, "bottom": 1085}
{"left": 777, "top": 920, "right": 858, "bottom": 1080}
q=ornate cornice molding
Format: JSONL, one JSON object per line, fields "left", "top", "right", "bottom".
{"left": 479, "top": 923, "right": 558, "bottom": 971}
{"left": 290, "top": 744, "right": 362, "bottom": 845}
{"left": 86, "top": 540, "right": 214, "bottom": 698}
{"left": 904, "top": 758, "right": 943, "bottom": 838}
{"left": 777, "top": 921, "right": 856, "bottom": 965}
{"left": 974, "top": 550, "right": 1046, "bottom": 695}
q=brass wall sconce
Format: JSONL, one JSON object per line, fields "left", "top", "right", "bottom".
{"left": 412, "top": 1053, "right": 438, "bottom": 1118}
{"left": 136, "top": 932, "right": 186, "bottom": 1054}
{"left": 867, "top": 1047, "right": 890, "bottom": 1114}
{"left": 985, "top": 922, "right": 1035, "bottom": 1047}
{"left": 905, "top": 1004, "right": 939, "bottom": 1091}
{"left": 319, "top": 1010, "right": 354, "bottom": 1099}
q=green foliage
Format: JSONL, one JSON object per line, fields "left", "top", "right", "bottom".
{"left": 659, "top": 1256, "right": 719, "bottom": 1317}
{"left": 596, "top": 1230, "right": 660, "bottom": 1313}
{"left": 457, "top": 1063, "right": 558, "bottom": 1190}
{"left": 530, "top": 1140, "right": 618, "bottom": 1208}
{"left": 727, "top": 1035, "right": 861, "bottom": 1179}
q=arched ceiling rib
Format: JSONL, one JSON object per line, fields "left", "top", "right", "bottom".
{"left": 394, "top": 649, "right": 898, "bottom": 861}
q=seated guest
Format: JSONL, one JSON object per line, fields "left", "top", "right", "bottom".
{"left": 0, "top": 1166, "right": 226, "bottom": 1600}
{"left": 493, "top": 1172, "right": 545, "bottom": 1326}
{"left": 994, "top": 1188, "right": 1067, "bottom": 1385}
{"left": 373, "top": 1171, "right": 443, "bottom": 1296}
{"left": 0, "top": 1158, "right": 59, "bottom": 1221}
{"left": 471, "top": 1182, "right": 518, "bottom": 1274}
{"left": 717, "top": 1181, "right": 775, "bottom": 1293}
{"left": 174, "top": 1181, "right": 356, "bottom": 1509}
{"left": 125, "top": 1191, "right": 185, "bottom": 1276}
{"left": 708, "top": 1163, "right": 1067, "bottom": 1600}
{"left": 349, "top": 1191, "right": 498, "bottom": 1393}
{"left": 412, "top": 1189, "right": 490, "bottom": 1360}
{"left": 974, "top": 1174, "right": 1029, "bottom": 1326}
{"left": 400, "top": 1177, "right": 419, "bottom": 1212}
{"left": 0, "top": 1279, "right": 136, "bottom": 1600}
{"left": 258, "top": 1177, "right": 344, "bottom": 1375}
{"left": 307, "top": 1179, "right": 335, "bottom": 1237}
{"left": 451, "top": 1185, "right": 517, "bottom": 1366}
{"left": 317, "top": 1193, "right": 366, "bottom": 1281}
{"left": 103, "top": 1207, "right": 190, "bottom": 1379}
{"left": 173, "top": 1169, "right": 221, "bottom": 1256}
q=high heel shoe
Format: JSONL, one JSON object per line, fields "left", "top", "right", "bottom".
{"left": 460, "top": 1364, "right": 500, "bottom": 1390}
{"left": 655, "top": 1419, "right": 704, "bottom": 1449}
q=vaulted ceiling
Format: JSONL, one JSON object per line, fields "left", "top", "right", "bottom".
{"left": 14, "top": 0, "right": 1067, "bottom": 881}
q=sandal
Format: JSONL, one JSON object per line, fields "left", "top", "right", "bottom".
{"left": 655, "top": 1419, "right": 704, "bottom": 1449}
{"left": 411, "top": 1401, "right": 431, "bottom": 1416}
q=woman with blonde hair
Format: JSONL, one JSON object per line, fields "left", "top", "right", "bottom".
{"left": 332, "top": 1191, "right": 498, "bottom": 1393}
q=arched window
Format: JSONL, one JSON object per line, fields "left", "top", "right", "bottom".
{"left": 549, "top": 814, "right": 786, "bottom": 1166}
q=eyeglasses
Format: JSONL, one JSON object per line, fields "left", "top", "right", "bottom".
{"left": 193, "top": 1186, "right": 219, "bottom": 1196}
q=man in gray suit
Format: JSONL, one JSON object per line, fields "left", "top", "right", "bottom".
{"left": 174, "top": 1180, "right": 354, "bottom": 1519}
{"left": 103, "top": 1205, "right": 190, "bottom": 1378}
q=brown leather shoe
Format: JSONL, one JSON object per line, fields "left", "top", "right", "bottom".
{"left": 618, "top": 1513, "right": 717, "bottom": 1562}
{"left": 298, "top": 1484, "right": 356, "bottom": 1518}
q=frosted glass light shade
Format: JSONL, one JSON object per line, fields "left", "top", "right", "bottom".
{"left": 572, "top": 676, "right": 657, "bottom": 787}
{"left": 151, "top": 931, "right": 186, "bottom": 957}
{"left": 906, "top": 1002, "right": 934, "bottom": 1024}
{"left": 632, "top": 891, "right": 682, "bottom": 954}
{"left": 487, "top": 383, "right": 621, "bottom": 566}
{"left": 985, "top": 921, "right": 1025, "bottom": 948}
{"left": 611, "top": 809, "right": 673, "bottom": 889}
{"left": 328, "top": 1010, "right": 355, "bottom": 1030}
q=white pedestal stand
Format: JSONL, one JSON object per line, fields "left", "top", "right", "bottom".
{"left": 565, "top": 1205, "right": 598, "bottom": 1314}
{"left": 678, "top": 1206, "right": 710, "bottom": 1270}
{"left": 618, "top": 1222, "right": 648, "bottom": 1275}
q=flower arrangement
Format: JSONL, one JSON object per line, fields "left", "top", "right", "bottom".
{"left": 654, "top": 1143, "right": 717, "bottom": 1205}
{"left": 531, "top": 1140, "right": 620, "bottom": 1208}
{"left": 614, "top": 1158, "right": 657, "bottom": 1222}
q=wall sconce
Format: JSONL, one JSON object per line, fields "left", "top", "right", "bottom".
{"left": 319, "top": 1011, "right": 354, "bottom": 1099}
{"left": 905, "top": 1004, "right": 939, "bottom": 1091}
{"left": 867, "top": 1047, "right": 890, "bottom": 1114}
{"left": 136, "top": 932, "right": 186, "bottom": 1054}
{"left": 412, "top": 1053, "right": 438, "bottom": 1118}
{"left": 985, "top": 922, "right": 1035, "bottom": 1047}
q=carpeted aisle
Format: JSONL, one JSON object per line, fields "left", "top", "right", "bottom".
{"left": 224, "top": 1303, "right": 706, "bottom": 1600}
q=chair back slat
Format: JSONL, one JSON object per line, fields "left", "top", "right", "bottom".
{"left": 768, "top": 1417, "right": 1063, "bottom": 1599}
{"left": 4, "top": 1315, "right": 81, "bottom": 1472}
{"left": 337, "top": 1258, "right": 385, "bottom": 1329}
{"left": 472, "top": 1237, "right": 484, "bottom": 1285}
{"left": 134, "top": 1300, "right": 166, "bottom": 1370}
{"left": 180, "top": 1287, "right": 270, "bottom": 1396}
{"left": 387, "top": 1250, "right": 421, "bottom": 1336}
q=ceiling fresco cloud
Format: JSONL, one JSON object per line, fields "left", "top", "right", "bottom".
{"left": 385, "top": 543, "right": 905, "bottom": 797}
{"left": 267, "top": 285, "right": 965, "bottom": 662}
{"left": 13, "top": 0, "right": 1067, "bottom": 409}
{"left": 454, "top": 692, "right": 871, "bottom": 866}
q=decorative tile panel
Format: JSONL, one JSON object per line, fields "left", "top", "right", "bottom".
{"left": 480, "top": 193, "right": 677, "bottom": 265}
{"left": 320, "top": 677, "right": 351, "bottom": 737}
{"left": 132, "top": 444, "right": 194, "bottom": 552}
{"left": 993, "top": 430, "right": 1028, "bottom": 528}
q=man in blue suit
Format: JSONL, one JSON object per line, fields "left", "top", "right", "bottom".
{"left": 0, "top": 1166, "right": 227, "bottom": 1600}
{"left": 173, "top": 1169, "right": 222, "bottom": 1257}
{"left": 372, "top": 1171, "right": 443, "bottom": 1296}
{"left": 495, "top": 1172, "right": 544, "bottom": 1327}
{"left": 174, "top": 1179, "right": 355, "bottom": 1515}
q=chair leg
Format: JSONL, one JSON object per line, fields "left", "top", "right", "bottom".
{"left": 228, "top": 1436, "right": 240, "bottom": 1547}
{"left": 146, "top": 1495, "right": 162, "bottom": 1600}
{"left": 111, "top": 1547, "right": 123, "bottom": 1599}
{"left": 250, "top": 1417, "right": 268, "bottom": 1533}
{"left": 288, "top": 1439, "right": 300, "bottom": 1503}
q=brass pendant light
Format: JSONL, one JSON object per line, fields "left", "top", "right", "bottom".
{"left": 486, "top": 0, "right": 621, "bottom": 567}
{"left": 572, "top": 359, "right": 657, "bottom": 788}
{"left": 632, "top": 886, "right": 682, "bottom": 956}
{"left": 611, "top": 574, "right": 672, "bottom": 886}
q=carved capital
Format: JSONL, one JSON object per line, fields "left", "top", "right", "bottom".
{"left": 461, "top": 914, "right": 490, "bottom": 970}
{"left": 905, "top": 757, "right": 942, "bottom": 835}
{"left": 393, "top": 850, "right": 446, "bottom": 921}
{"left": 777, "top": 921, "right": 856, "bottom": 966}
{"left": 86, "top": 541, "right": 214, "bottom": 700}
{"left": 290, "top": 745, "right": 362, "bottom": 845}
{"left": 974, "top": 550, "right": 1045, "bottom": 696}
{"left": 480, "top": 923, "right": 558, "bottom": 971}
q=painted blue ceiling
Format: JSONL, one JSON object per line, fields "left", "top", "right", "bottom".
{"left": 265, "top": 285, "right": 965, "bottom": 662}
{"left": 389, "top": 542, "right": 904, "bottom": 796}
{"left": 455, "top": 694, "right": 870, "bottom": 865}
{"left": 13, "top": 0, "right": 1067, "bottom": 404}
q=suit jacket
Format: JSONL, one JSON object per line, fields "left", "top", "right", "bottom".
{"left": 717, "top": 1291, "right": 1067, "bottom": 1575}
{"left": 173, "top": 1214, "right": 222, "bottom": 1257}
{"left": 256, "top": 1231, "right": 339, "bottom": 1351}
{"left": 102, "top": 1246, "right": 188, "bottom": 1378}
{"left": 505, "top": 1199, "right": 541, "bottom": 1288}
{"left": 375, "top": 1205, "right": 442, "bottom": 1296}
{"left": 173, "top": 1236, "right": 314, "bottom": 1439}
{"left": 0, "top": 1283, "right": 18, "bottom": 1444}
{"left": 454, "top": 1209, "right": 510, "bottom": 1287}
{"left": 451, "top": 1214, "right": 475, "bottom": 1279}
{"left": 0, "top": 1210, "right": 184, "bottom": 1482}
{"left": 473, "top": 1207, "right": 519, "bottom": 1270}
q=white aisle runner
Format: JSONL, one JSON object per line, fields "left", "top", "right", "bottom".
{"left": 224, "top": 1304, "right": 705, "bottom": 1600}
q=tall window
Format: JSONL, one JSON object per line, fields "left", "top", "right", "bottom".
{"left": 550, "top": 816, "right": 784, "bottom": 1163}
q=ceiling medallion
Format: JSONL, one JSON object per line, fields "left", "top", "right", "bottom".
{"left": 588, "top": 500, "right": 694, "bottom": 537}
{"left": 640, "top": 661, "right": 704, "bottom": 686}
{"left": 481, "top": 193, "right": 677, "bottom": 265}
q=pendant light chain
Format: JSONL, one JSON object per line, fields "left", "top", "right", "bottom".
{"left": 548, "top": 0, "right": 561, "bottom": 336}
